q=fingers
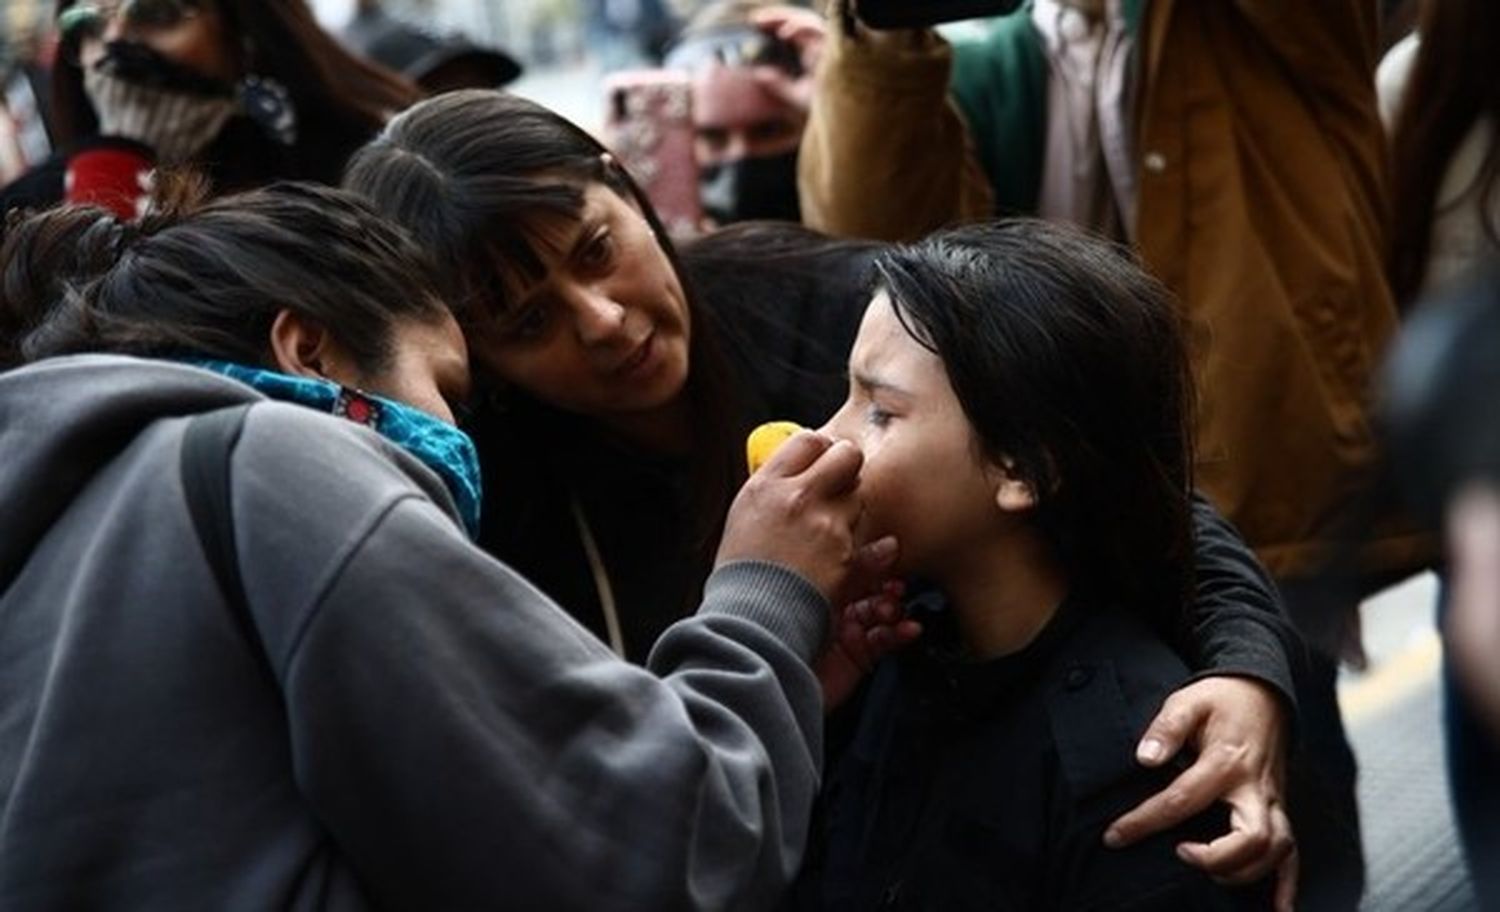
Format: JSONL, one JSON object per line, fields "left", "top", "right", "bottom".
{"left": 1136, "top": 689, "right": 1212, "bottom": 767}
{"left": 847, "top": 579, "right": 905, "bottom": 624}
{"left": 749, "top": 6, "right": 827, "bottom": 46}
{"left": 749, "top": 66, "right": 814, "bottom": 112}
{"left": 839, "top": 585, "right": 901, "bottom": 653}
{"left": 853, "top": 536, "right": 900, "bottom": 575}
{"left": 1213, "top": 801, "right": 1295, "bottom": 885}
{"left": 759, "top": 429, "right": 833, "bottom": 477}
{"left": 801, "top": 438, "right": 864, "bottom": 498}
{"left": 838, "top": 536, "right": 899, "bottom": 604}
{"left": 717, "top": 432, "right": 873, "bottom": 601}
{"left": 1173, "top": 785, "right": 1280, "bottom": 880}
{"left": 1104, "top": 744, "right": 1235, "bottom": 847}
{"left": 835, "top": 580, "right": 919, "bottom": 671}
{"left": 1177, "top": 801, "right": 1295, "bottom": 906}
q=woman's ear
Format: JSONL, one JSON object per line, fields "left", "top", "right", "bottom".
{"left": 991, "top": 458, "right": 1039, "bottom": 514}
{"left": 268, "top": 309, "right": 357, "bottom": 384}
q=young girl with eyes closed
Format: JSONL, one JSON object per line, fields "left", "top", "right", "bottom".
{"left": 796, "top": 219, "right": 1276, "bottom": 910}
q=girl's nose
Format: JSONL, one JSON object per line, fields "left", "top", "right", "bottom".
{"left": 815, "top": 402, "right": 854, "bottom": 444}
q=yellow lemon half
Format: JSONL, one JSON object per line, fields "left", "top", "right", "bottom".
{"left": 746, "top": 421, "right": 805, "bottom": 474}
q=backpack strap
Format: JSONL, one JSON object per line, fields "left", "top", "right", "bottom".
{"left": 179, "top": 405, "right": 273, "bottom": 681}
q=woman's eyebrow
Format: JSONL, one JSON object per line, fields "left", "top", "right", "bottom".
{"left": 851, "top": 368, "right": 911, "bottom": 398}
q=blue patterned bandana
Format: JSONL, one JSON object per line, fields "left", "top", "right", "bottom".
{"left": 186, "top": 360, "right": 483, "bottom": 539}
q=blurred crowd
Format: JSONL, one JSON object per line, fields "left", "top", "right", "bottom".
{"left": 0, "top": 0, "right": 1496, "bottom": 910}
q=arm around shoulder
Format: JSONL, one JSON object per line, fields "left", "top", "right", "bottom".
{"left": 1186, "top": 492, "right": 1301, "bottom": 716}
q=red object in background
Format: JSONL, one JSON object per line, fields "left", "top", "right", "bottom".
{"left": 66, "top": 144, "right": 154, "bottom": 219}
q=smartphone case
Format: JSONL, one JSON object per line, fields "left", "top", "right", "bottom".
{"left": 856, "top": 0, "right": 1023, "bottom": 29}
{"left": 602, "top": 70, "right": 703, "bottom": 240}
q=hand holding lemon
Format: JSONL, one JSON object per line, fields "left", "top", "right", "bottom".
{"left": 746, "top": 420, "right": 805, "bottom": 474}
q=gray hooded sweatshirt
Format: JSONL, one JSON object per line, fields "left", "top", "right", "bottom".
{"left": 0, "top": 355, "right": 828, "bottom": 911}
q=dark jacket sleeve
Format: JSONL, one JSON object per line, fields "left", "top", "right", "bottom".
{"left": 1185, "top": 491, "right": 1303, "bottom": 716}
{"left": 234, "top": 407, "right": 829, "bottom": 910}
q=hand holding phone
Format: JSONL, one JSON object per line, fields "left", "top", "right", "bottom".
{"left": 602, "top": 71, "right": 704, "bottom": 241}
{"left": 848, "top": 0, "right": 1023, "bottom": 30}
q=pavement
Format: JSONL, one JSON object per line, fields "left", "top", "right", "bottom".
{"left": 1345, "top": 573, "right": 1481, "bottom": 911}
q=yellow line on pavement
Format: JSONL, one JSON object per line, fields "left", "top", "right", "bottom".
{"left": 1338, "top": 631, "right": 1444, "bottom": 725}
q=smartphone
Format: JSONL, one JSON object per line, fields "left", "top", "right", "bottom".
{"left": 602, "top": 70, "right": 703, "bottom": 241}
{"left": 855, "top": 0, "right": 1024, "bottom": 29}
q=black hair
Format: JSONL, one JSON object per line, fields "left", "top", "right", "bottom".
{"left": 667, "top": 1, "right": 807, "bottom": 77}
{"left": 680, "top": 220, "right": 885, "bottom": 424}
{"left": 343, "top": 90, "right": 611, "bottom": 320}
{"left": 343, "top": 90, "right": 743, "bottom": 563}
{"left": 874, "top": 219, "right": 1196, "bottom": 640}
{"left": 0, "top": 178, "right": 446, "bottom": 372}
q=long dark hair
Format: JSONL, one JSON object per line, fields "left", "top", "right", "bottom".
{"left": 680, "top": 221, "right": 885, "bottom": 425}
{"left": 51, "top": 0, "right": 419, "bottom": 183}
{"left": 1389, "top": 0, "right": 1500, "bottom": 307}
{"left": 0, "top": 178, "right": 446, "bottom": 370}
{"left": 343, "top": 90, "right": 743, "bottom": 552}
{"left": 874, "top": 220, "right": 1196, "bottom": 641}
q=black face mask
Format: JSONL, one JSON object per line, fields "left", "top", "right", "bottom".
{"left": 699, "top": 150, "right": 801, "bottom": 226}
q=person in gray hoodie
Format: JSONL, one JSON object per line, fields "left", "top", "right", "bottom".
{"left": 0, "top": 180, "right": 894, "bottom": 910}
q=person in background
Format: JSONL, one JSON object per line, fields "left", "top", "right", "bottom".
{"left": 0, "top": 0, "right": 418, "bottom": 221}
{"left": 664, "top": 0, "right": 823, "bottom": 225}
{"left": 1447, "top": 483, "right": 1500, "bottom": 745}
{"left": 0, "top": 178, "right": 880, "bottom": 909}
{"left": 339, "top": 0, "right": 522, "bottom": 95}
{"left": 0, "top": 95, "right": 30, "bottom": 185}
{"left": 345, "top": 89, "right": 1305, "bottom": 898}
{"left": 1379, "top": 0, "right": 1499, "bottom": 308}
{"left": 1377, "top": 5, "right": 1500, "bottom": 903}
{"left": 798, "top": 3, "right": 1430, "bottom": 906}
{"left": 586, "top": 0, "right": 679, "bottom": 72}
{"left": 1438, "top": 350, "right": 1500, "bottom": 910}
{"left": 0, "top": 15, "right": 54, "bottom": 181}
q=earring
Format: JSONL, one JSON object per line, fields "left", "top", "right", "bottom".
{"left": 238, "top": 74, "right": 297, "bottom": 146}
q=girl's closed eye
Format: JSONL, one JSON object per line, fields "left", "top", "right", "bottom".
{"left": 866, "top": 403, "right": 895, "bottom": 428}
